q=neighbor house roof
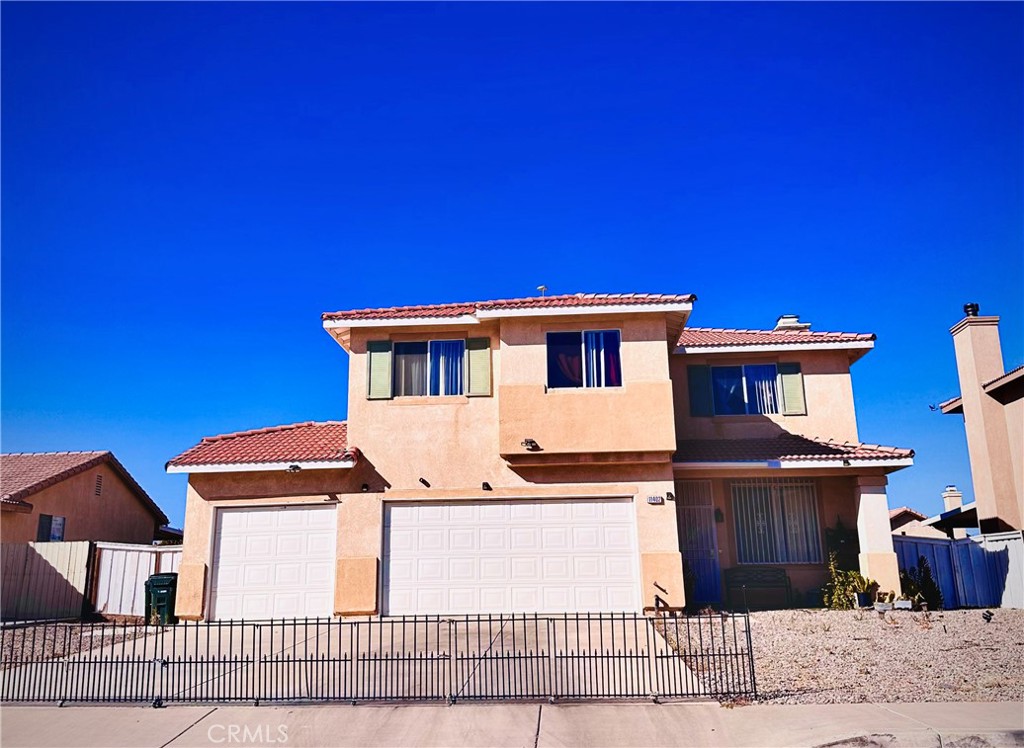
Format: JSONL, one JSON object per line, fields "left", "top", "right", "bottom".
{"left": 0, "top": 451, "right": 168, "bottom": 524}
{"left": 166, "top": 421, "right": 356, "bottom": 473}
{"left": 673, "top": 433, "right": 913, "bottom": 469}
{"left": 322, "top": 293, "right": 696, "bottom": 322}
{"left": 940, "top": 363, "right": 1024, "bottom": 415}
{"left": 889, "top": 506, "right": 928, "bottom": 522}
{"left": 676, "top": 327, "right": 875, "bottom": 350}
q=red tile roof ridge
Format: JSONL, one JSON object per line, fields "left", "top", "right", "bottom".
{"left": 199, "top": 420, "right": 346, "bottom": 444}
{"left": 1, "top": 450, "right": 109, "bottom": 457}
{"left": 984, "top": 363, "right": 1024, "bottom": 388}
{"left": 323, "top": 293, "right": 696, "bottom": 320}
{"left": 683, "top": 326, "right": 875, "bottom": 339}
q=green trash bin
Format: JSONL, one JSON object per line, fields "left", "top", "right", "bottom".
{"left": 145, "top": 572, "right": 179, "bottom": 625}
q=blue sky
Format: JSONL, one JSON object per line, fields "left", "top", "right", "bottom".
{"left": 2, "top": 3, "right": 1021, "bottom": 529}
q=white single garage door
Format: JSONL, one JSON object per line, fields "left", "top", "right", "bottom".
{"left": 383, "top": 499, "right": 640, "bottom": 615}
{"left": 210, "top": 505, "right": 336, "bottom": 620}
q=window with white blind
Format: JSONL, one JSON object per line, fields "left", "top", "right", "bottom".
{"left": 731, "top": 479, "right": 822, "bottom": 564}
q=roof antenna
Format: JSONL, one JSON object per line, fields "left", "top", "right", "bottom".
{"left": 537, "top": 285, "right": 547, "bottom": 297}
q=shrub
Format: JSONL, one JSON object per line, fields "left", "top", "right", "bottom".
{"left": 899, "top": 555, "right": 943, "bottom": 610}
{"left": 822, "top": 551, "right": 868, "bottom": 610}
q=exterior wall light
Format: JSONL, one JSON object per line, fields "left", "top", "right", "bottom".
{"left": 521, "top": 438, "right": 541, "bottom": 451}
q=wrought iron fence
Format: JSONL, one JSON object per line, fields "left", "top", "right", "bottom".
{"left": 0, "top": 612, "right": 755, "bottom": 705}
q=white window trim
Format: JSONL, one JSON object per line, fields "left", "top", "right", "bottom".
{"left": 546, "top": 328, "right": 624, "bottom": 390}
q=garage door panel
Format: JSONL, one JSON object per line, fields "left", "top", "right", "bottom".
{"left": 210, "top": 506, "right": 336, "bottom": 621}
{"left": 418, "top": 558, "right": 444, "bottom": 581}
{"left": 383, "top": 499, "right": 640, "bottom": 615}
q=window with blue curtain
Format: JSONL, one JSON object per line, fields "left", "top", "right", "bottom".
{"left": 429, "top": 340, "right": 465, "bottom": 396}
{"left": 709, "top": 364, "right": 780, "bottom": 415}
{"left": 393, "top": 342, "right": 428, "bottom": 396}
{"left": 547, "top": 330, "right": 621, "bottom": 388}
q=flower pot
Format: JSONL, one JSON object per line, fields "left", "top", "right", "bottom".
{"left": 874, "top": 602, "right": 893, "bottom": 612}
{"left": 894, "top": 599, "right": 913, "bottom": 610}
{"left": 855, "top": 592, "right": 873, "bottom": 608}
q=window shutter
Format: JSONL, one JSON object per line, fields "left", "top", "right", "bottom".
{"left": 779, "top": 362, "right": 806, "bottom": 415}
{"left": 466, "top": 337, "right": 491, "bottom": 397}
{"left": 687, "top": 365, "right": 713, "bottom": 417}
{"left": 366, "top": 341, "right": 393, "bottom": 400}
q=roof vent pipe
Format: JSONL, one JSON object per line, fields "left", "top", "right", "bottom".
{"left": 774, "top": 314, "right": 812, "bottom": 331}
{"left": 963, "top": 302, "right": 980, "bottom": 317}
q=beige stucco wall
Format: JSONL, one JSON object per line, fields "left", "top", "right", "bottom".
{"left": 670, "top": 349, "right": 860, "bottom": 443}
{"left": 1, "top": 463, "right": 158, "bottom": 544}
{"left": 1004, "top": 397, "right": 1023, "bottom": 524}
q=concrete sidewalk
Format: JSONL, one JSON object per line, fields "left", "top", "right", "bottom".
{"left": 1, "top": 701, "right": 1021, "bottom": 748}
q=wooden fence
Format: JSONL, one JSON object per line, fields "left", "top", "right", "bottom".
{"left": 1, "top": 542, "right": 183, "bottom": 621}
{"left": 0, "top": 542, "right": 92, "bottom": 620}
{"left": 91, "top": 543, "right": 182, "bottom": 617}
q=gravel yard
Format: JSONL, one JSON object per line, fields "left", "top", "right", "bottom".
{"left": 749, "top": 608, "right": 1024, "bottom": 704}
{"left": 0, "top": 622, "right": 150, "bottom": 669}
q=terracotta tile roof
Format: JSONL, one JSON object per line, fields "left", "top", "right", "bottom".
{"left": 167, "top": 421, "right": 354, "bottom": 468}
{"left": 673, "top": 434, "right": 913, "bottom": 463}
{"left": 0, "top": 451, "right": 168, "bottom": 524}
{"left": 984, "top": 363, "right": 1024, "bottom": 390}
{"left": 889, "top": 506, "right": 927, "bottom": 521}
{"left": 677, "top": 327, "right": 875, "bottom": 348}
{"left": 323, "top": 293, "right": 696, "bottom": 321}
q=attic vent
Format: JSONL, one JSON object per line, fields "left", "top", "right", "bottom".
{"left": 94, "top": 474, "right": 103, "bottom": 497}
{"left": 774, "top": 314, "right": 812, "bottom": 331}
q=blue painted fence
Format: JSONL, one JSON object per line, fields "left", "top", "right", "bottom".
{"left": 893, "top": 531, "right": 1023, "bottom": 609}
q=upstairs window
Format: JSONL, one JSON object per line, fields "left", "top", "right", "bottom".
{"left": 547, "top": 330, "right": 622, "bottom": 389}
{"left": 392, "top": 340, "right": 466, "bottom": 397}
{"left": 36, "top": 514, "right": 65, "bottom": 542}
{"left": 368, "top": 338, "right": 490, "bottom": 400}
{"left": 688, "top": 362, "right": 806, "bottom": 416}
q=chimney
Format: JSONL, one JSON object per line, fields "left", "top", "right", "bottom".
{"left": 949, "top": 303, "right": 1019, "bottom": 532}
{"left": 774, "top": 314, "right": 812, "bottom": 331}
{"left": 941, "top": 485, "right": 967, "bottom": 539}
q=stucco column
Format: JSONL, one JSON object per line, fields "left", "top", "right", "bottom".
{"left": 176, "top": 483, "right": 213, "bottom": 621}
{"left": 635, "top": 474, "right": 686, "bottom": 610}
{"left": 334, "top": 493, "right": 382, "bottom": 616}
{"left": 855, "top": 476, "right": 901, "bottom": 596}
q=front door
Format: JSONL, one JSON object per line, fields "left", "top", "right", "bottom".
{"left": 677, "top": 480, "right": 722, "bottom": 604}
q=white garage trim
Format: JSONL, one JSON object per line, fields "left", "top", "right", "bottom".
{"left": 382, "top": 498, "right": 641, "bottom": 616}
{"left": 208, "top": 504, "right": 337, "bottom": 621}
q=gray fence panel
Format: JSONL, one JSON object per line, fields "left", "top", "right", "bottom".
{"left": 893, "top": 536, "right": 959, "bottom": 608}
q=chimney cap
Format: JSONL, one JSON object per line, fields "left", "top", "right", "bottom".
{"left": 963, "top": 302, "right": 980, "bottom": 317}
{"left": 774, "top": 314, "right": 812, "bottom": 331}
{"left": 943, "top": 484, "right": 960, "bottom": 492}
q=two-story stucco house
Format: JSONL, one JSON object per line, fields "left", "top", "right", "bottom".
{"left": 167, "top": 293, "right": 913, "bottom": 620}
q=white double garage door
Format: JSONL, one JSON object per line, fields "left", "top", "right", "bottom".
{"left": 209, "top": 498, "right": 640, "bottom": 619}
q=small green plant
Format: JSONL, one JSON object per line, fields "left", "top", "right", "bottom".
{"left": 822, "top": 551, "right": 868, "bottom": 610}
{"left": 899, "top": 556, "right": 943, "bottom": 610}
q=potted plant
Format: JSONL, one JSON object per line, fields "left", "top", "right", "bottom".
{"left": 874, "top": 590, "right": 895, "bottom": 612}
{"left": 854, "top": 577, "right": 878, "bottom": 608}
{"left": 894, "top": 594, "right": 913, "bottom": 610}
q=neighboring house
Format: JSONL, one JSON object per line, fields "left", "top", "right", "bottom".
{"left": 889, "top": 506, "right": 947, "bottom": 539}
{"left": 1, "top": 451, "right": 171, "bottom": 544}
{"left": 167, "top": 293, "right": 913, "bottom": 621}
{"left": 939, "top": 304, "right": 1023, "bottom": 533}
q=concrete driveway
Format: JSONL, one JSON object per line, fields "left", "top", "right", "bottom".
{"left": 1, "top": 616, "right": 714, "bottom": 703}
